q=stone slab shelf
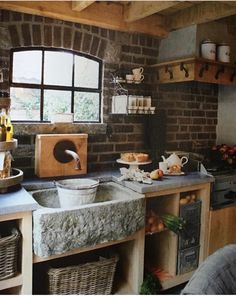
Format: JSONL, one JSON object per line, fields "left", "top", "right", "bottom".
{"left": 152, "top": 57, "right": 236, "bottom": 86}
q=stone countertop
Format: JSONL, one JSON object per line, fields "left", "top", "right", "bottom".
{"left": 0, "top": 187, "right": 39, "bottom": 216}
{"left": 22, "top": 170, "right": 214, "bottom": 195}
{"left": 113, "top": 172, "right": 214, "bottom": 194}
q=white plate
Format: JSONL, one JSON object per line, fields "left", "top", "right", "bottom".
{"left": 116, "top": 158, "right": 152, "bottom": 166}
{"left": 164, "top": 172, "right": 185, "bottom": 176}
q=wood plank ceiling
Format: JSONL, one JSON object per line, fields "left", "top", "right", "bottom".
{"left": 0, "top": 1, "right": 236, "bottom": 37}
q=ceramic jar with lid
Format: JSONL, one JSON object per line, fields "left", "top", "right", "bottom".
{"left": 217, "top": 43, "right": 230, "bottom": 63}
{"left": 201, "top": 40, "right": 216, "bottom": 60}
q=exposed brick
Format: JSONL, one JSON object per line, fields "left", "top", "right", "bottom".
{"left": 97, "top": 39, "right": 107, "bottom": 59}
{"left": 88, "top": 134, "right": 107, "bottom": 143}
{"left": 109, "top": 134, "right": 126, "bottom": 142}
{"left": 115, "top": 143, "right": 136, "bottom": 151}
{"left": 82, "top": 24, "right": 91, "bottom": 32}
{"left": 192, "top": 110, "right": 205, "bottom": 117}
{"left": 101, "top": 28, "right": 107, "bottom": 38}
{"left": 90, "top": 36, "right": 100, "bottom": 56}
{"left": 73, "top": 31, "right": 82, "bottom": 51}
{"left": 44, "top": 25, "right": 52, "bottom": 46}
{"left": 53, "top": 26, "right": 61, "bottom": 47}
{"left": 100, "top": 153, "right": 119, "bottom": 162}
{"left": 32, "top": 24, "right": 41, "bottom": 46}
{"left": 1, "top": 10, "right": 10, "bottom": 22}
{"left": 113, "top": 125, "right": 133, "bottom": 133}
{"left": 82, "top": 33, "right": 92, "bottom": 53}
{"left": 9, "top": 25, "right": 20, "bottom": 47}
{"left": 91, "top": 26, "right": 99, "bottom": 34}
{"left": 23, "top": 13, "right": 32, "bottom": 22}
{"left": 63, "top": 27, "right": 72, "bottom": 49}
{"left": 93, "top": 144, "right": 114, "bottom": 152}
{"left": 22, "top": 23, "right": 32, "bottom": 46}
{"left": 11, "top": 12, "right": 22, "bottom": 21}
{"left": 142, "top": 47, "right": 158, "bottom": 57}
{"left": 34, "top": 15, "right": 43, "bottom": 22}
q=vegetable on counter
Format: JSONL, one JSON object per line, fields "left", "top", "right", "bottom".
{"left": 140, "top": 273, "right": 162, "bottom": 295}
{"left": 161, "top": 214, "right": 186, "bottom": 235}
{"left": 146, "top": 210, "right": 165, "bottom": 233}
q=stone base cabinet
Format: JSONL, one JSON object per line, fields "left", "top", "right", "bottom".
{"left": 31, "top": 177, "right": 212, "bottom": 294}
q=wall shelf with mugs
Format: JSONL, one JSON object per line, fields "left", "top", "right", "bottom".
{"left": 110, "top": 68, "right": 156, "bottom": 115}
{"left": 152, "top": 57, "right": 236, "bottom": 86}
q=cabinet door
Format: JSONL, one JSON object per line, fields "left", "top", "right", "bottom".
{"left": 208, "top": 206, "right": 236, "bottom": 255}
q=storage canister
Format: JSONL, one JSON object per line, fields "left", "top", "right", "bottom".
{"left": 201, "top": 40, "right": 216, "bottom": 60}
{"left": 217, "top": 43, "right": 230, "bottom": 63}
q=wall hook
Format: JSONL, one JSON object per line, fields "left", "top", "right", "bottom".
{"left": 165, "top": 65, "right": 173, "bottom": 79}
{"left": 180, "top": 62, "right": 189, "bottom": 77}
{"left": 199, "top": 63, "right": 209, "bottom": 78}
{"left": 215, "top": 65, "right": 224, "bottom": 80}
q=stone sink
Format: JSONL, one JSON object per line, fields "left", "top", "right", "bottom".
{"left": 30, "top": 181, "right": 145, "bottom": 257}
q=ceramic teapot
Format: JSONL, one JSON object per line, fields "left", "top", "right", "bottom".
{"left": 161, "top": 152, "right": 188, "bottom": 168}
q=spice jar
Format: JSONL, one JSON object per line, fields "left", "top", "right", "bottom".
{"left": 201, "top": 40, "right": 216, "bottom": 60}
{"left": 217, "top": 43, "right": 230, "bottom": 63}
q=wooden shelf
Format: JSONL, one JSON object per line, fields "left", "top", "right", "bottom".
{"left": 151, "top": 57, "right": 236, "bottom": 85}
{"left": 0, "top": 274, "right": 23, "bottom": 291}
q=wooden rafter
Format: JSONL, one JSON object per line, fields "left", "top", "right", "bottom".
{"left": 72, "top": 1, "right": 96, "bottom": 12}
{"left": 169, "top": 1, "right": 236, "bottom": 30}
{"left": 0, "top": 1, "right": 168, "bottom": 37}
{"left": 124, "top": 1, "right": 179, "bottom": 22}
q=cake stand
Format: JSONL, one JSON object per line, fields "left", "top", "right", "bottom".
{"left": 116, "top": 158, "right": 152, "bottom": 170}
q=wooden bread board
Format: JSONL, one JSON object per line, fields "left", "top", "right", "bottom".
{"left": 35, "top": 134, "right": 88, "bottom": 178}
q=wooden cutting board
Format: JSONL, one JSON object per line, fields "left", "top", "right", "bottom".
{"left": 35, "top": 134, "right": 88, "bottom": 178}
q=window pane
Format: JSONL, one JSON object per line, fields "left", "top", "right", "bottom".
{"left": 12, "top": 51, "right": 42, "bottom": 84}
{"left": 43, "top": 90, "right": 71, "bottom": 121}
{"left": 10, "top": 87, "right": 40, "bottom": 121}
{"left": 44, "top": 51, "right": 73, "bottom": 86}
{"left": 74, "top": 56, "right": 99, "bottom": 88}
{"left": 74, "top": 92, "right": 99, "bottom": 122}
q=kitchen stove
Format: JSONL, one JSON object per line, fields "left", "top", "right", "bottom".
{"left": 204, "top": 167, "right": 236, "bottom": 209}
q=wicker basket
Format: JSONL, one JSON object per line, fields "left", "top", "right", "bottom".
{"left": 0, "top": 228, "right": 20, "bottom": 280}
{"left": 48, "top": 255, "right": 119, "bottom": 295}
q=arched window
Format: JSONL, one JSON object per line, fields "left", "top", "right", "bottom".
{"left": 10, "top": 48, "right": 102, "bottom": 122}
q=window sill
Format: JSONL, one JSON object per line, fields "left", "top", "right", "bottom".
{"left": 13, "top": 122, "right": 107, "bottom": 136}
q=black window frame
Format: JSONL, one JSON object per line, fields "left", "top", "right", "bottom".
{"left": 10, "top": 47, "right": 103, "bottom": 123}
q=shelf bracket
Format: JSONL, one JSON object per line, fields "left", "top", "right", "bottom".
{"left": 215, "top": 65, "right": 225, "bottom": 80}
{"left": 180, "top": 62, "right": 189, "bottom": 78}
{"left": 230, "top": 70, "right": 236, "bottom": 82}
{"left": 165, "top": 65, "right": 173, "bottom": 80}
{"left": 199, "top": 63, "right": 209, "bottom": 78}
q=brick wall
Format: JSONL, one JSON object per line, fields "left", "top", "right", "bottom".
{"left": 151, "top": 74, "right": 218, "bottom": 153}
{"left": 0, "top": 10, "right": 218, "bottom": 178}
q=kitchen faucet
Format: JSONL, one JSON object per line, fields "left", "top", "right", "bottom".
{"left": 65, "top": 150, "right": 81, "bottom": 170}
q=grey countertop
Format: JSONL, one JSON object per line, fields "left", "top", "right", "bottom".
{"left": 23, "top": 170, "right": 214, "bottom": 194}
{"left": 0, "top": 187, "right": 39, "bottom": 216}
{"left": 0, "top": 170, "right": 214, "bottom": 217}
{"left": 113, "top": 172, "right": 214, "bottom": 194}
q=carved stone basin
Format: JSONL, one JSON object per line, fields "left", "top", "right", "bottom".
{"left": 30, "top": 181, "right": 145, "bottom": 257}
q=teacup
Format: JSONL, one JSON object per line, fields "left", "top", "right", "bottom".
{"left": 134, "top": 74, "right": 144, "bottom": 83}
{"left": 126, "top": 74, "right": 134, "bottom": 83}
{"left": 132, "top": 67, "right": 144, "bottom": 76}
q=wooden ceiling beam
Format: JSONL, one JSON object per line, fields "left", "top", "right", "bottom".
{"left": 124, "top": 1, "right": 180, "bottom": 22}
{"left": 0, "top": 1, "right": 168, "bottom": 38}
{"left": 72, "top": 1, "right": 96, "bottom": 12}
{"left": 169, "top": 2, "right": 236, "bottom": 30}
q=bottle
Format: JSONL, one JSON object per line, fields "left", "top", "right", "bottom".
{"left": 0, "top": 109, "right": 6, "bottom": 142}
{"left": 6, "top": 115, "right": 13, "bottom": 141}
